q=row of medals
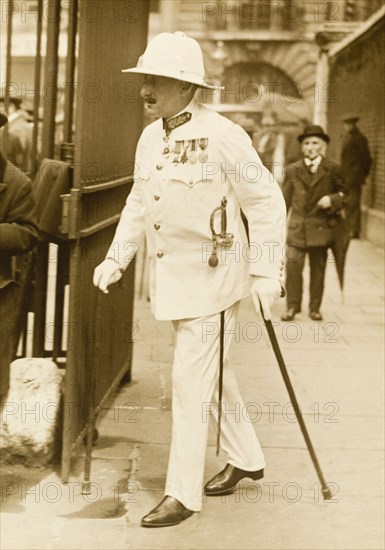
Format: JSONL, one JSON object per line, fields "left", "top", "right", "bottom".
{"left": 162, "top": 136, "right": 209, "bottom": 165}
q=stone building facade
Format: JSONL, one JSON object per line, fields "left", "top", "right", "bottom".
{"left": 327, "top": 7, "right": 385, "bottom": 246}
{"left": 149, "top": 0, "right": 384, "bottom": 240}
{"left": 149, "top": 1, "right": 381, "bottom": 124}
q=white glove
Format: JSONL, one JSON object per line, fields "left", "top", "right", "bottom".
{"left": 317, "top": 195, "right": 332, "bottom": 209}
{"left": 93, "top": 258, "right": 123, "bottom": 294}
{"left": 251, "top": 276, "right": 282, "bottom": 321}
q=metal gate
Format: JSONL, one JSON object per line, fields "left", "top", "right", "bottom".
{"left": 60, "top": 0, "right": 149, "bottom": 481}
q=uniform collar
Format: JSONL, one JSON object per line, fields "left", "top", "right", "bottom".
{"left": 164, "top": 98, "right": 197, "bottom": 122}
{"left": 163, "top": 98, "right": 201, "bottom": 131}
{"left": 165, "top": 99, "right": 207, "bottom": 141}
{"left": 163, "top": 111, "right": 192, "bottom": 135}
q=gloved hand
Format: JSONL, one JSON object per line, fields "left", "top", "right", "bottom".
{"left": 317, "top": 195, "right": 332, "bottom": 209}
{"left": 93, "top": 258, "right": 123, "bottom": 294}
{"left": 251, "top": 276, "right": 282, "bottom": 321}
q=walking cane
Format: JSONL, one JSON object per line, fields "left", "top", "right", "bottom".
{"left": 216, "top": 310, "right": 225, "bottom": 456}
{"left": 259, "top": 298, "right": 332, "bottom": 500}
{"left": 81, "top": 291, "right": 102, "bottom": 495}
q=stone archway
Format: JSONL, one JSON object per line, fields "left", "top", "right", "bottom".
{"left": 201, "top": 39, "right": 318, "bottom": 111}
{"left": 223, "top": 61, "right": 302, "bottom": 103}
{"left": 214, "top": 61, "right": 311, "bottom": 184}
{"left": 215, "top": 61, "right": 311, "bottom": 127}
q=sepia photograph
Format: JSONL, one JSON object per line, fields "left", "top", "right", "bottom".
{"left": 0, "top": 1, "right": 384, "bottom": 548}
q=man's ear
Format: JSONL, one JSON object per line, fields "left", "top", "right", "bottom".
{"left": 180, "top": 82, "right": 197, "bottom": 97}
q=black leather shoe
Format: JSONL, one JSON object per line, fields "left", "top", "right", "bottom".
{"left": 204, "top": 464, "right": 264, "bottom": 496}
{"left": 281, "top": 308, "right": 299, "bottom": 321}
{"left": 141, "top": 496, "right": 193, "bottom": 528}
{"left": 309, "top": 311, "right": 323, "bottom": 321}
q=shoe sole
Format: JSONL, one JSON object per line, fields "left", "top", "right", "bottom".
{"left": 141, "top": 512, "right": 193, "bottom": 527}
{"left": 204, "top": 469, "right": 264, "bottom": 496}
{"left": 141, "top": 521, "right": 184, "bottom": 527}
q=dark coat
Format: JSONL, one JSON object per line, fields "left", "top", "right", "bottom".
{"left": 0, "top": 153, "right": 38, "bottom": 397}
{"left": 0, "top": 113, "right": 34, "bottom": 175}
{"left": 340, "top": 128, "right": 371, "bottom": 188}
{"left": 0, "top": 153, "right": 39, "bottom": 286}
{"left": 283, "top": 157, "right": 348, "bottom": 248}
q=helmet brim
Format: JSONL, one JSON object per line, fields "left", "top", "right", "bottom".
{"left": 121, "top": 67, "right": 224, "bottom": 90}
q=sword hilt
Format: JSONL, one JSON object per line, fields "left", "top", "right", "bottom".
{"left": 209, "top": 197, "right": 233, "bottom": 268}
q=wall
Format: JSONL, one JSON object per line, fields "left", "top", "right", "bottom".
{"left": 327, "top": 14, "right": 385, "bottom": 246}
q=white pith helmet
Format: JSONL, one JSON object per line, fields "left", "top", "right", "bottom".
{"left": 122, "top": 32, "right": 223, "bottom": 90}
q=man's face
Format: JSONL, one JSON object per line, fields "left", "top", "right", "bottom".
{"left": 140, "top": 75, "right": 184, "bottom": 119}
{"left": 301, "top": 136, "right": 325, "bottom": 160}
{"left": 343, "top": 121, "right": 355, "bottom": 132}
{"left": 0, "top": 101, "right": 16, "bottom": 114}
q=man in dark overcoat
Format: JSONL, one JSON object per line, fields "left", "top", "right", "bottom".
{"left": 281, "top": 125, "right": 348, "bottom": 321}
{"left": 0, "top": 112, "right": 39, "bottom": 400}
{"left": 340, "top": 114, "right": 371, "bottom": 238}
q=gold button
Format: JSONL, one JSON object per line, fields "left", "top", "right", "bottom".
{"left": 156, "top": 164, "right": 163, "bottom": 171}
{"left": 157, "top": 252, "right": 164, "bottom": 259}
{"left": 154, "top": 195, "right": 160, "bottom": 201}
{"left": 154, "top": 224, "right": 160, "bottom": 230}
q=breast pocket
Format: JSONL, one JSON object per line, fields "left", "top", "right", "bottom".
{"left": 164, "top": 163, "right": 220, "bottom": 218}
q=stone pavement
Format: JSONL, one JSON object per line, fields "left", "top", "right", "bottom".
{"left": 1, "top": 239, "right": 384, "bottom": 550}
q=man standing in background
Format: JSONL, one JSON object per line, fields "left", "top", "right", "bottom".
{"left": 281, "top": 124, "right": 347, "bottom": 322}
{"left": 340, "top": 113, "right": 371, "bottom": 239}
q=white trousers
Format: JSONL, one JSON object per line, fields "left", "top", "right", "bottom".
{"left": 165, "top": 301, "right": 265, "bottom": 512}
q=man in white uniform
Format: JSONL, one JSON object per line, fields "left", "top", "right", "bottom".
{"left": 94, "top": 32, "right": 286, "bottom": 527}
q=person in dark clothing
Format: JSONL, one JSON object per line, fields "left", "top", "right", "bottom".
{"left": 0, "top": 112, "right": 39, "bottom": 399}
{"left": 340, "top": 114, "right": 371, "bottom": 238}
{"left": 0, "top": 97, "right": 34, "bottom": 176}
{"left": 281, "top": 125, "right": 348, "bottom": 322}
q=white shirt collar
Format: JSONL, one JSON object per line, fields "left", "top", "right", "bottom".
{"left": 7, "top": 111, "right": 21, "bottom": 123}
{"left": 304, "top": 155, "right": 322, "bottom": 173}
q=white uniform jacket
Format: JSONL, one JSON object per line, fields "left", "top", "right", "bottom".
{"left": 107, "top": 99, "right": 286, "bottom": 320}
